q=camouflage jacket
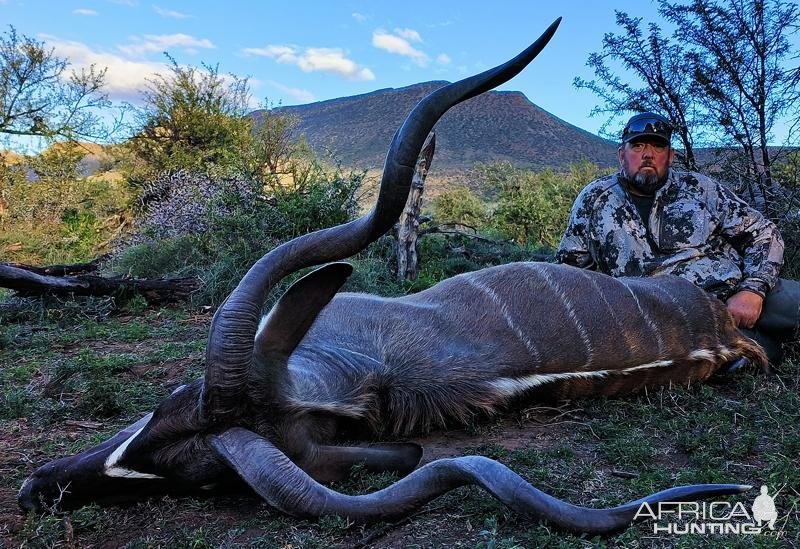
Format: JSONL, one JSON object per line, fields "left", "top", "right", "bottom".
{"left": 555, "top": 170, "right": 785, "bottom": 298}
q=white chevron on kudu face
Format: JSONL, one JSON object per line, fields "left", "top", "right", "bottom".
{"left": 103, "top": 413, "right": 163, "bottom": 480}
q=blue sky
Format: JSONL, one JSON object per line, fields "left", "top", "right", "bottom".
{"left": 2, "top": 1, "right": 796, "bottom": 143}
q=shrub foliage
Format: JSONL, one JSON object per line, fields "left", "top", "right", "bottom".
{"left": 1, "top": 143, "right": 133, "bottom": 264}
{"left": 115, "top": 166, "right": 364, "bottom": 304}
{"left": 432, "top": 160, "right": 612, "bottom": 250}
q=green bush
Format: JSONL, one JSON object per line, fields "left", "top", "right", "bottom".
{"left": 0, "top": 177, "right": 132, "bottom": 264}
{"left": 0, "top": 142, "right": 134, "bottom": 264}
{"left": 433, "top": 160, "right": 611, "bottom": 251}
{"left": 344, "top": 237, "right": 407, "bottom": 296}
{"left": 344, "top": 230, "right": 551, "bottom": 298}
{"left": 114, "top": 165, "right": 364, "bottom": 305}
{"left": 484, "top": 160, "right": 609, "bottom": 248}
{"left": 433, "top": 186, "right": 489, "bottom": 227}
{"left": 127, "top": 59, "right": 252, "bottom": 179}
{"left": 113, "top": 235, "right": 206, "bottom": 279}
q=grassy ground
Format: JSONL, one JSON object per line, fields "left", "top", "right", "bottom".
{"left": 1, "top": 295, "right": 798, "bottom": 548}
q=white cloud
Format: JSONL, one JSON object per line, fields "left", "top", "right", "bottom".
{"left": 244, "top": 45, "right": 295, "bottom": 61}
{"left": 42, "top": 35, "right": 166, "bottom": 102}
{"left": 74, "top": 8, "right": 99, "bottom": 16}
{"left": 299, "top": 48, "right": 375, "bottom": 81}
{"left": 436, "top": 53, "right": 451, "bottom": 65}
{"left": 267, "top": 80, "right": 315, "bottom": 103}
{"left": 394, "top": 28, "right": 422, "bottom": 43}
{"left": 352, "top": 12, "right": 366, "bottom": 23}
{"left": 44, "top": 35, "right": 253, "bottom": 105}
{"left": 153, "top": 5, "right": 189, "bottom": 19}
{"left": 372, "top": 29, "right": 428, "bottom": 66}
{"left": 244, "top": 45, "right": 374, "bottom": 81}
{"left": 118, "top": 33, "right": 215, "bottom": 57}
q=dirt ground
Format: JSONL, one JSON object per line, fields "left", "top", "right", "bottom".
{"left": 1, "top": 304, "right": 798, "bottom": 548}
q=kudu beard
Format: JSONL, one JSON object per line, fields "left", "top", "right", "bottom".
{"left": 621, "top": 168, "right": 668, "bottom": 195}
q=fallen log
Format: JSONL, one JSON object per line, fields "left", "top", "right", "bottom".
{"left": 5, "top": 255, "right": 109, "bottom": 276}
{"left": 0, "top": 263, "right": 199, "bottom": 304}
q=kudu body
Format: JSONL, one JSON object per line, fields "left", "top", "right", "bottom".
{"left": 18, "top": 19, "right": 766, "bottom": 535}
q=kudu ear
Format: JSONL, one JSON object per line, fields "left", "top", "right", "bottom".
{"left": 256, "top": 262, "right": 353, "bottom": 356}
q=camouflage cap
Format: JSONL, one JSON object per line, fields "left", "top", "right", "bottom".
{"left": 621, "top": 112, "right": 673, "bottom": 145}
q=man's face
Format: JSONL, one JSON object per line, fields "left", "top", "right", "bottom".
{"left": 618, "top": 137, "right": 675, "bottom": 195}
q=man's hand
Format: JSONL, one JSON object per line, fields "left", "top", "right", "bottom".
{"left": 725, "top": 290, "right": 764, "bottom": 329}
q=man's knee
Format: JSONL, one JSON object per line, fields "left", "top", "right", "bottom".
{"left": 756, "top": 278, "right": 800, "bottom": 341}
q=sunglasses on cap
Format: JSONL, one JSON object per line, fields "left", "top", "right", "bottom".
{"left": 621, "top": 114, "right": 673, "bottom": 143}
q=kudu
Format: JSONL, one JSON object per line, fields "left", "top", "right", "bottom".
{"left": 18, "top": 19, "right": 767, "bottom": 535}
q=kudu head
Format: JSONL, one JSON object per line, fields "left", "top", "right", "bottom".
{"left": 19, "top": 19, "right": 565, "bottom": 516}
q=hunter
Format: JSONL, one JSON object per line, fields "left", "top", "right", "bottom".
{"left": 556, "top": 112, "right": 797, "bottom": 364}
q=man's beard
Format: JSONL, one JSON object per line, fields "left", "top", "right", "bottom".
{"left": 622, "top": 167, "right": 668, "bottom": 195}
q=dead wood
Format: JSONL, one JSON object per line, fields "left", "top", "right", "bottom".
{"left": 420, "top": 222, "right": 511, "bottom": 244}
{"left": 0, "top": 263, "right": 199, "bottom": 304}
{"left": 5, "top": 255, "right": 109, "bottom": 276}
{"left": 396, "top": 132, "right": 435, "bottom": 281}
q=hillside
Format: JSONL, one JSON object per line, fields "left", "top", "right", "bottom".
{"left": 254, "top": 82, "right": 618, "bottom": 171}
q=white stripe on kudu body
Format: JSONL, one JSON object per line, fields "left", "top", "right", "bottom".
{"left": 689, "top": 349, "right": 716, "bottom": 361}
{"left": 530, "top": 264, "right": 594, "bottom": 370}
{"left": 649, "top": 282, "right": 695, "bottom": 342}
{"left": 465, "top": 276, "right": 543, "bottom": 366}
{"left": 573, "top": 268, "right": 627, "bottom": 336}
{"left": 617, "top": 278, "right": 667, "bottom": 356}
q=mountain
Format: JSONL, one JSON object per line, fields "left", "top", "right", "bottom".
{"left": 254, "top": 81, "right": 618, "bottom": 172}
